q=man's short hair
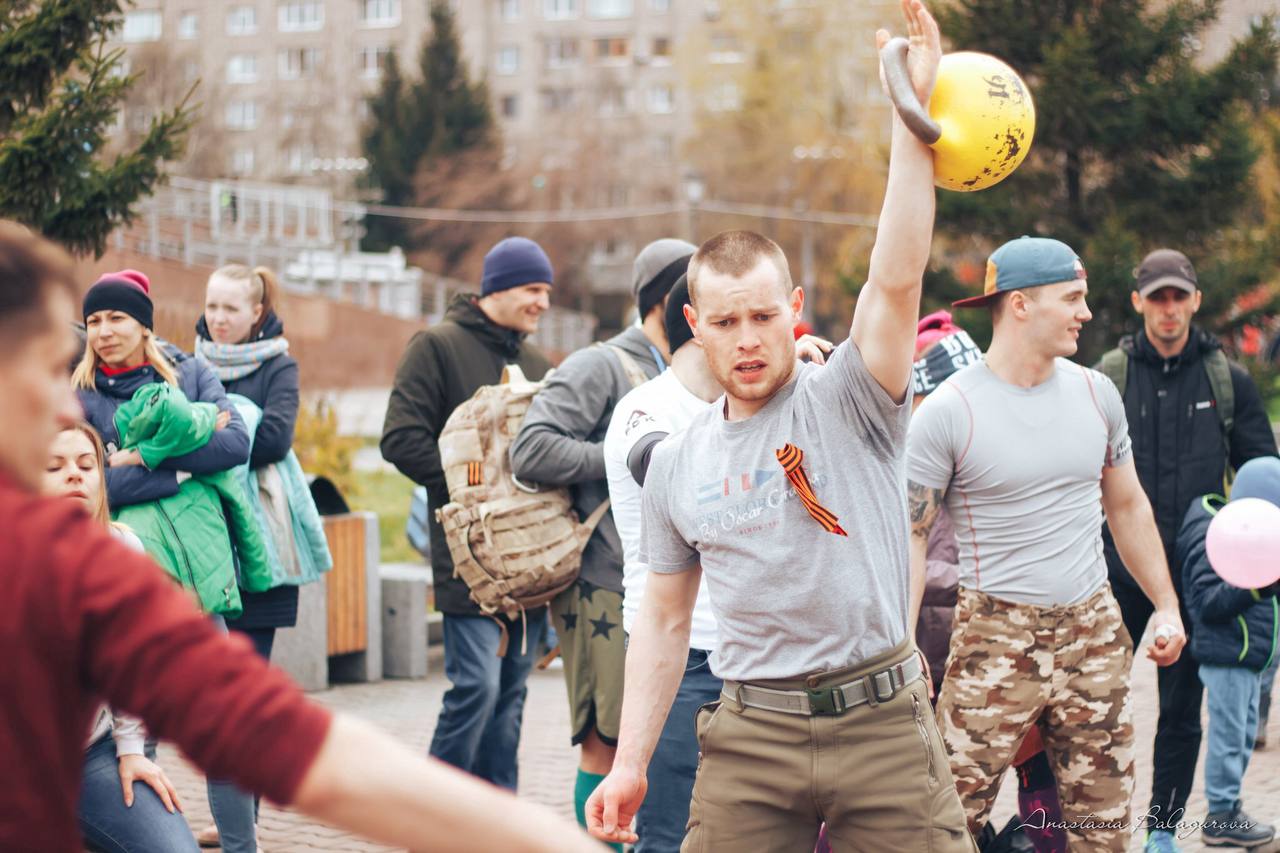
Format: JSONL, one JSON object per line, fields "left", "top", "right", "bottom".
{"left": 688, "top": 230, "right": 792, "bottom": 306}
{"left": 0, "top": 220, "right": 77, "bottom": 349}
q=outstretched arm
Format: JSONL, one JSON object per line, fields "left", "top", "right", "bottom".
{"left": 850, "top": 0, "right": 940, "bottom": 402}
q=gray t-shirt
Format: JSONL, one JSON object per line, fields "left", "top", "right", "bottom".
{"left": 906, "top": 359, "right": 1132, "bottom": 606}
{"left": 640, "top": 340, "right": 911, "bottom": 682}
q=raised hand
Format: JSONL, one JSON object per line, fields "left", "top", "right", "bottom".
{"left": 876, "top": 0, "right": 943, "bottom": 108}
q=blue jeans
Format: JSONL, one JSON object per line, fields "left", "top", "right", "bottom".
{"left": 1199, "top": 663, "right": 1262, "bottom": 813}
{"left": 429, "top": 610, "right": 547, "bottom": 790}
{"left": 79, "top": 735, "right": 200, "bottom": 853}
{"left": 635, "top": 647, "right": 723, "bottom": 853}
{"left": 206, "top": 614, "right": 258, "bottom": 852}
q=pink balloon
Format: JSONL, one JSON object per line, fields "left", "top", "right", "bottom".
{"left": 1205, "top": 498, "right": 1280, "bottom": 589}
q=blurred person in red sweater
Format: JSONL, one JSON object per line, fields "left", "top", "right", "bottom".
{"left": 0, "top": 219, "right": 598, "bottom": 853}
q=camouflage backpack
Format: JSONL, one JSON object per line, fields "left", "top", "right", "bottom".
{"left": 435, "top": 345, "right": 648, "bottom": 623}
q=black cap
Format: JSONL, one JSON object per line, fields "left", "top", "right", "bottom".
{"left": 1135, "top": 249, "right": 1197, "bottom": 298}
{"left": 663, "top": 274, "right": 694, "bottom": 355}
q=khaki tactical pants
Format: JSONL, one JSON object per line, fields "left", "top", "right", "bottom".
{"left": 682, "top": 638, "right": 977, "bottom": 853}
{"left": 936, "top": 585, "right": 1136, "bottom": 852}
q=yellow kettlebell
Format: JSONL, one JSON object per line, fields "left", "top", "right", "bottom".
{"left": 881, "top": 39, "right": 1036, "bottom": 192}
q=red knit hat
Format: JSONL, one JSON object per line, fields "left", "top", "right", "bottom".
{"left": 94, "top": 269, "right": 151, "bottom": 295}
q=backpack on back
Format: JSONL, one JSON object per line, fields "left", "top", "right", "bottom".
{"left": 435, "top": 345, "right": 647, "bottom": 621}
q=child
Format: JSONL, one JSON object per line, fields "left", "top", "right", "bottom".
{"left": 43, "top": 422, "right": 200, "bottom": 852}
{"left": 1178, "top": 456, "right": 1280, "bottom": 849}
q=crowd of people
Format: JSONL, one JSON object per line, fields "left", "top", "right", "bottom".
{"left": 2, "top": 1, "right": 1279, "bottom": 851}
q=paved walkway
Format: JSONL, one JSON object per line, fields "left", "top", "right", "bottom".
{"left": 160, "top": 652, "right": 1280, "bottom": 852}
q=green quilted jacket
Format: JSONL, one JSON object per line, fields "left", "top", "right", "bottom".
{"left": 111, "top": 384, "right": 272, "bottom": 616}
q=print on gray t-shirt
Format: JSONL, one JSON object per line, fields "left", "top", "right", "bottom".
{"left": 640, "top": 340, "right": 911, "bottom": 683}
{"left": 906, "top": 359, "right": 1133, "bottom": 607}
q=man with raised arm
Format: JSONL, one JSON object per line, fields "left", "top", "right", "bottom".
{"left": 586, "top": 3, "right": 975, "bottom": 850}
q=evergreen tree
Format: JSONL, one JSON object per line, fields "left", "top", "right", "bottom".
{"left": 928, "top": 0, "right": 1279, "bottom": 361}
{"left": 0, "top": 1, "right": 193, "bottom": 256}
{"left": 360, "top": 0, "right": 492, "bottom": 251}
{"left": 361, "top": 50, "right": 412, "bottom": 251}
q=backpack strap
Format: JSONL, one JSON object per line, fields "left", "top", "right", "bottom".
{"left": 601, "top": 343, "right": 650, "bottom": 390}
{"left": 1098, "top": 347, "right": 1129, "bottom": 397}
{"left": 1203, "top": 348, "right": 1235, "bottom": 451}
{"left": 501, "top": 363, "right": 527, "bottom": 385}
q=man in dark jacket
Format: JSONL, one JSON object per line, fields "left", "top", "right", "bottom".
{"left": 1097, "top": 248, "right": 1278, "bottom": 851}
{"left": 509, "top": 238, "right": 692, "bottom": 841}
{"left": 380, "top": 237, "right": 553, "bottom": 791}
{"left": 1177, "top": 457, "right": 1280, "bottom": 849}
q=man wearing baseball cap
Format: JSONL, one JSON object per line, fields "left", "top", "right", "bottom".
{"left": 907, "top": 236, "right": 1187, "bottom": 851}
{"left": 510, "top": 238, "right": 692, "bottom": 846}
{"left": 1093, "top": 249, "right": 1277, "bottom": 852}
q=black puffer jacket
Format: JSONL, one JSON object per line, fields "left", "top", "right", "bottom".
{"left": 380, "top": 295, "right": 552, "bottom": 615}
{"left": 1102, "top": 327, "right": 1278, "bottom": 591}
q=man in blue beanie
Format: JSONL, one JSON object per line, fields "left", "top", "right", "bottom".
{"left": 381, "top": 236, "right": 554, "bottom": 790}
{"left": 1178, "top": 456, "right": 1280, "bottom": 849}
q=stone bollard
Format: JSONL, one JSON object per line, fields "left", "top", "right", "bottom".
{"left": 380, "top": 563, "right": 432, "bottom": 679}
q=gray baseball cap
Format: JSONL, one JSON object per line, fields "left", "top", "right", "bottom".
{"left": 1135, "top": 249, "right": 1197, "bottom": 298}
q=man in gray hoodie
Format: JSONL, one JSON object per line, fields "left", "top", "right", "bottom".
{"left": 510, "top": 238, "right": 693, "bottom": 841}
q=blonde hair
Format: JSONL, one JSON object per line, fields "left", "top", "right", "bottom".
{"left": 687, "top": 230, "right": 792, "bottom": 306}
{"left": 72, "top": 329, "right": 177, "bottom": 391}
{"left": 209, "top": 264, "right": 282, "bottom": 340}
{"left": 61, "top": 422, "right": 113, "bottom": 527}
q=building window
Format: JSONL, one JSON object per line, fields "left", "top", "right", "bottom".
{"left": 651, "top": 36, "right": 671, "bottom": 61}
{"left": 594, "top": 37, "right": 629, "bottom": 62}
{"left": 709, "top": 32, "right": 744, "bottom": 63}
{"left": 128, "top": 109, "right": 153, "bottom": 133}
{"left": 597, "top": 86, "right": 631, "bottom": 117}
{"left": 278, "top": 2, "right": 324, "bottom": 32}
{"left": 651, "top": 134, "right": 674, "bottom": 160}
{"left": 541, "top": 88, "right": 575, "bottom": 113}
{"left": 227, "top": 53, "right": 259, "bottom": 83}
{"left": 231, "top": 147, "right": 256, "bottom": 175}
{"left": 122, "top": 10, "right": 162, "bottom": 42}
{"left": 225, "top": 100, "right": 259, "bottom": 130}
{"left": 707, "top": 80, "right": 741, "bottom": 112}
{"left": 286, "top": 145, "right": 316, "bottom": 175}
{"left": 359, "top": 0, "right": 400, "bottom": 27}
{"left": 178, "top": 12, "right": 199, "bottom": 39}
{"left": 358, "top": 45, "right": 391, "bottom": 79}
{"left": 545, "top": 37, "right": 580, "bottom": 68}
{"left": 109, "top": 57, "right": 131, "bottom": 79}
{"left": 649, "top": 0, "right": 670, "bottom": 10}
{"left": 647, "top": 84, "right": 673, "bottom": 114}
{"left": 499, "top": 0, "right": 520, "bottom": 21}
{"left": 588, "top": 0, "right": 631, "bottom": 18}
{"left": 182, "top": 60, "right": 200, "bottom": 81}
{"left": 496, "top": 45, "right": 520, "bottom": 75}
{"left": 501, "top": 94, "right": 519, "bottom": 118}
{"left": 227, "top": 6, "right": 257, "bottom": 34}
{"left": 278, "top": 47, "right": 322, "bottom": 78}
{"left": 544, "top": 0, "right": 577, "bottom": 20}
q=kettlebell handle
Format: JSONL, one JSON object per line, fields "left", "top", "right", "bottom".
{"left": 880, "top": 37, "right": 942, "bottom": 145}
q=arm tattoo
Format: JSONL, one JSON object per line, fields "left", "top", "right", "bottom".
{"left": 907, "top": 480, "right": 944, "bottom": 540}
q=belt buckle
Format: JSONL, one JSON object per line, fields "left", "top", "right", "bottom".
{"left": 805, "top": 686, "right": 845, "bottom": 716}
{"left": 865, "top": 670, "right": 897, "bottom": 707}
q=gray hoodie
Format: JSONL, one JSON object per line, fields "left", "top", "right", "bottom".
{"left": 509, "top": 325, "right": 665, "bottom": 592}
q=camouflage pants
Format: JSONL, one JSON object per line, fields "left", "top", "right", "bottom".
{"left": 936, "top": 585, "right": 1136, "bottom": 852}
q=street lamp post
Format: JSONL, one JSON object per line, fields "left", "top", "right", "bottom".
{"left": 683, "top": 171, "right": 705, "bottom": 243}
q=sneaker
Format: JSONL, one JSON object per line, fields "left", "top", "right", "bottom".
{"left": 1202, "top": 802, "right": 1276, "bottom": 848}
{"left": 1144, "top": 829, "right": 1180, "bottom": 852}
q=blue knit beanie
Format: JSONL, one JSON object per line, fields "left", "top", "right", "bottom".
{"left": 1232, "top": 457, "right": 1280, "bottom": 508}
{"left": 481, "top": 237, "right": 554, "bottom": 296}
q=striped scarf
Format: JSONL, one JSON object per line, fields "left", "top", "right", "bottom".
{"left": 775, "top": 443, "right": 847, "bottom": 536}
{"left": 194, "top": 336, "right": 290, "bottom": 382}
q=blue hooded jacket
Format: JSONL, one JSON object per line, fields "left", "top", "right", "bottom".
{"left": 77, "top": 344, "right": 250, "bottom": 510}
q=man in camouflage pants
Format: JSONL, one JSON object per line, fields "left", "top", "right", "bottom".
{"left": 906, "top": 237, "right": 1188, "bottom": 851}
